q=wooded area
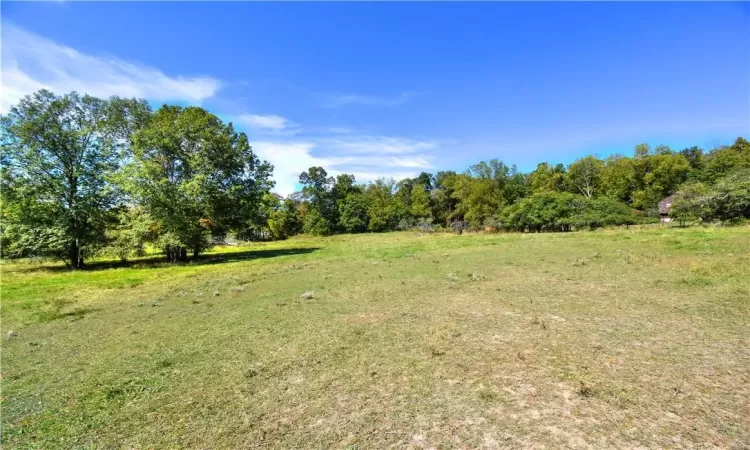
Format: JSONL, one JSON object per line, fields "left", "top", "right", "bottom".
{"left": 2, "top": 90, "right": 749, "bottom": 268}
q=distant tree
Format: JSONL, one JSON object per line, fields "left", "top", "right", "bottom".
{"left": 414, "top": 171, "right": 434, "bottom": 191}
{"left": 710, "top": 169, "right": 750, "bottom": 221}
{"left": 701, "top": 138, "right": 750, "bottom": 183}
{"left": 0, "top": 90, "right": 149, "bottom": 267}
{"left": 502, "top": 192, "right": 637, "bottom": 232}
{"left": 338, "top": 191, "right": 369, "bottom": 233}
{"left": 679, "top": 146, "right": 705, "bottom": 178}
{"left": 450, "top": 174, "right": 504, "bottom": 228}
{"left": 124, "top": 105, "right": 273, "bottom": 261}
{"left": 410, "top": 183, "right": 432, "bottom": 219}
{"left": 600, "top": 155, "right": 636, "bottom": 204}
{"left": 299, "top": 167, "right": 336, "bottom": 235}
{"left": 631, "top": 152, "right": 690, "bottom": 210}
{"left": 529, "top": 162, "right": 567, "bottom": 194}
{"left": 502, "top": 192, "right": 577, "bottom": 232}
{"left": 431, "top": 171, "right": 459, "bottom": 226}
{"left": 102, "top": 207, "right": 157, "bottom": 261}
{"left": 634, "top": 143, "right": 651, "bottom": 159}
{"left": 365, "top": 178, "right": 405, "bottom": 231}
{"left": 267, "top": 197, "right": 303, "bottom": 240}
{"left": 504, "top": 166, "right": 530, "bottom": 204}
{"left": 670, "top": 181, "right": 712, "bottom": 225}
{"left": 567, "top": 156, "right": 603, "bottom": 198}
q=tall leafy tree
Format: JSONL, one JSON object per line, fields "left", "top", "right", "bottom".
{"left": 365, "top": 178, "right": 405, "bottom": 231}
{"left": 0, "top": 90, "right": 148, "bottom": 268}
{"left": 410, "top": 183, "right": 432, "bottom": 219}
{"left": 710, "top": 169, "right": 750, "bottom": 221}
{"left": 299, "top": 167, "right": 336, "bottom": 235}
{"left": 679, "top": 146, "right": 705, "bottom": 179}
{"left": 529, "top": 162, "right": 567, "bottom": 194}
{"left": 266, "top": 195, "right": 303, "bottom": 240}
{"left": 701, "top": 138, "right": 750, "bottom": 183}
{"left": 123, "top": 105, "right": 273, "bottom": 261}
{"left": 338, "top": 191, "right": 370, "bottom": 233}
{"left": 567, "top": 156, "right": 603, "bottom": 198}
{"left": 631, "top": 152, "right": 690, "bottom": 210}
{"left": 600, "top": 155, "right": 636, "bottom": 203}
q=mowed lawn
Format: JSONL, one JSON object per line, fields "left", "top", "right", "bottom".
{"left": 2, "top": 227, "right": 749, "bottom": 449}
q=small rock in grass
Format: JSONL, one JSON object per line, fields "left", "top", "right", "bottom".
{"left": 6, "top": 330, "right": 19, "bottom": 338}
{"left": 300, "top": 291, "right": 314, "bottom": 299}
{"left": 212, "top": 290, "right": 220, "bottom": 297}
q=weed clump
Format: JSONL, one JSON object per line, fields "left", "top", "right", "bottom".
{"left": 578, "top": 381, "right": 596, "bottom": 398}
{"left": 469, "top": 272, "right": 485, "bottom": 281}
{"left": 478, "top": 388, "right": 499, "bottom": 401}
{"left": 429, "top": 346, "right": 446, "bottom": 357}
{"left": 531, "top": 316, "right": 548, "bottom": 330}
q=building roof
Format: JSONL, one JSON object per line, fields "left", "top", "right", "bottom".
{"left": 658, "top": 194, "right": 675, "bottom": 215}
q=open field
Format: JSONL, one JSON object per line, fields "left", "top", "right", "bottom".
{"left": 2, "top": 227, "right": 749, "bottom": 449}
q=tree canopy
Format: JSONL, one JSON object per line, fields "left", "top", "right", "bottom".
{"left": 1, "top": 89, "right": 748, "bottom": 267}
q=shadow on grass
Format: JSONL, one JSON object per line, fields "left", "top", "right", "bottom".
{"left": 11, "top": 247, "right": 321, "bottom": 273}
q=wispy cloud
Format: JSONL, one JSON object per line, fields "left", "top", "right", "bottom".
{"left": 322, "top": 92, "right": 411, "bottom": 108}
{"left": 252, "top": 135, "right": 435, "bottom": 196}
{"left": 324, "top": 135, "right": 435, "bottom": 155}
{"left": 236, "top": 114, "right": 288, "bottom": 131}
{"left": 1, "top": 25, "right": 221, "bottom": 113}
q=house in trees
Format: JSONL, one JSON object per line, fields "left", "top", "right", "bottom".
{"left": 658, "top": 194, "right": 675, "bottom": 222}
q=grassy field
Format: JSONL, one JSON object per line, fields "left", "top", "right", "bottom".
{"left": 2, "top": 227, "right": 749, "bottom": 449}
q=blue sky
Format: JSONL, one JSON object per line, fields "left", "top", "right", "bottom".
{"left": 2, "top": 2, "right": 749, "bottom": 195}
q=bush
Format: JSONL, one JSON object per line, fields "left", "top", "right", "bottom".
{"left": 502, "top": 192, "right": 637, "bottom": 232}
{"left": 710, "top": 169, "right": 750, "bottom": 221}
{"left": 396, "top": 218, "right": 415, "bottom": 231}
{"left": 450, "top": 220, "right": 469, "bottom": 235}
{"left": 415, "top": 218, "right": 436, "bottom": 234}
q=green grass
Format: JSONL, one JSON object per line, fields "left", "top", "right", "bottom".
{"left": 2, "top": 226, "right": 749, "bottom": 448}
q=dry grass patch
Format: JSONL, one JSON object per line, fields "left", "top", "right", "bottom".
{"left": 2, "top": 226, "right": 749, "bottom": 448}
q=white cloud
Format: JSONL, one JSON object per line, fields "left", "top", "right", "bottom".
{"left": 1, "top": 25, "right": 221, "bottom": 113}
{"left": 323, "top": 92, "right": 411, "bottom": 108}
{"left": 252, "top": 135, "right": 435, "bottom": 196}
{"left": 237, "top": 114, "right": 288, "bottom": 131}
{"left": 253, "top": 141, "right": 324, "bottom": 196}
{"left": 325, "top": 136, "right": 436, "bottom": 155}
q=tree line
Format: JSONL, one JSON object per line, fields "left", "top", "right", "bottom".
{"left": 1, "top": 90, "right": 749, "bottom": 267}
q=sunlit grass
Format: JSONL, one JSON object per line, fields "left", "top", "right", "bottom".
{"left": 2, "top": 226, "right": 749, "bottom": 448}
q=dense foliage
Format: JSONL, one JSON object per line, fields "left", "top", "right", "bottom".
{"left": 2, "top": 90, "right": 749, "bottom": 265}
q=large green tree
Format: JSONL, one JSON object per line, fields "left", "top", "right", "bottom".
{"left": 123, "top": 105, "right": 273, "bottom": 261}
{"left": 299, "top": 167, "right": 336, "bottom": 235}
{"left": 567, "top": 156, "right": 603, "bottom": 199}
{"left": 529, "top": 162, "right": 567, "bottom": 194}
{"left": 0, "top": 90, "right": 148, "bottom": 268}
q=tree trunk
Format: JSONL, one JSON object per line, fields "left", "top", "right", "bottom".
{"left": 69, "top": 239, "right": 84, "bottom": 269}
{"left": 165, "top": 245, "right": 188, "bottom": 263}
{"left": 67, "top": 176, "right": 83, "bottom": 269}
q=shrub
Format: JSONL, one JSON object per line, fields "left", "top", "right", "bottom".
{"left": 415, "top": 218, "right": 436, "bottom": 234}
{"left": 502, "top": 192, "right": 637, "bottom": 232}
